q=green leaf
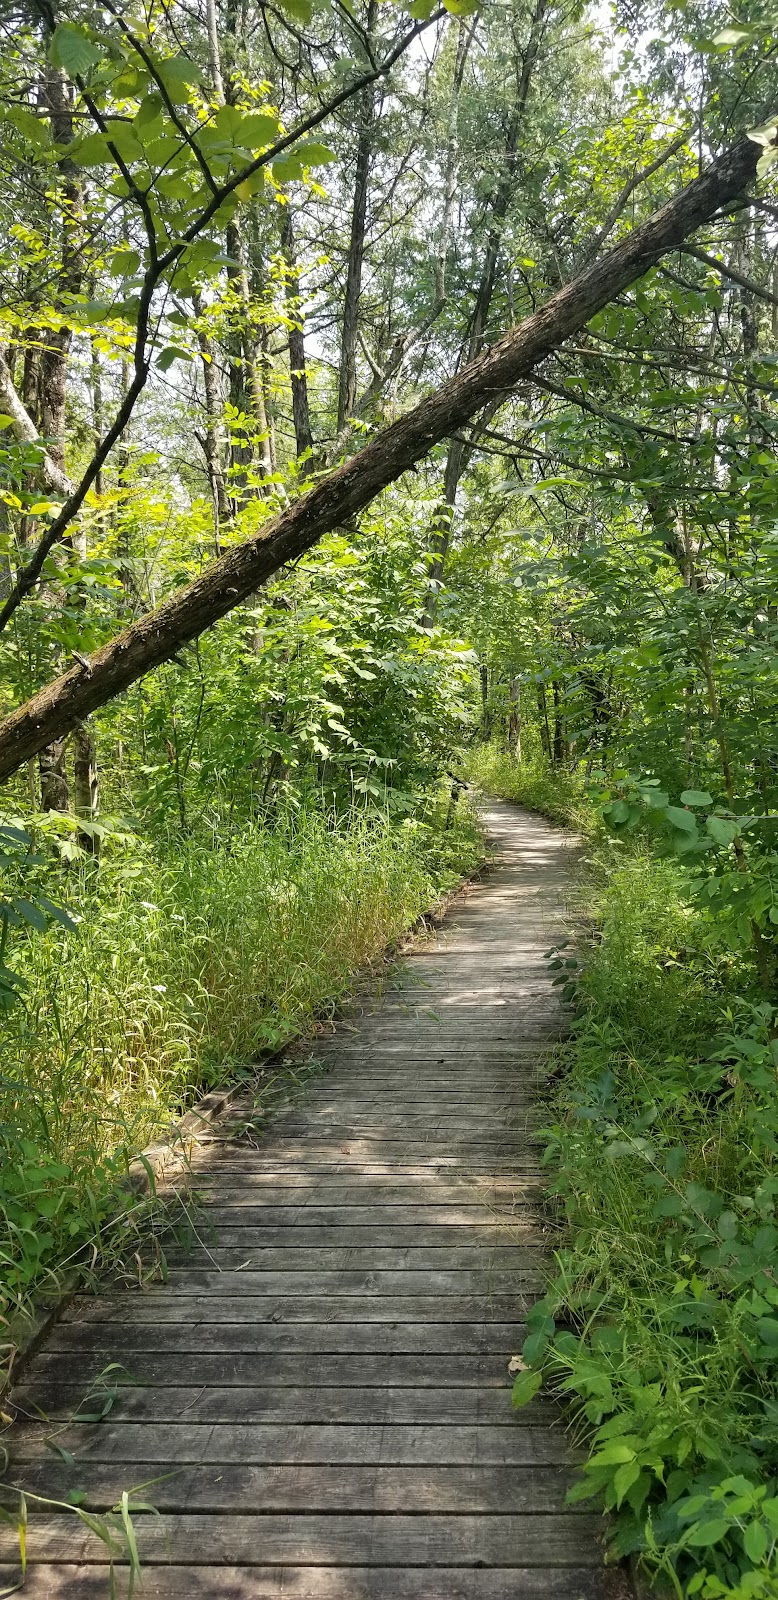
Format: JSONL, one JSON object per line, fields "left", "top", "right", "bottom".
{"left": 743, "top": 1519, "right": 769, "bottom": 1563}
{"left": 665, "top": 805, "right": 697, "bottom": 835}
{"left": 680, "top": 790, "right": 713, "bottom": 807}
{"left": 521, "top": 1330, "right": 549, "bottom": 1366}
{"left": 7, "top": 106, "right": 51, "bottom": 149}
{"left": 638, "top": 786, "right": 669, "bottom": 809}
{"left": 296, "top": 141, "right": 337, "bottom": 167}
{"left": 685, "top": 1517, "right": 731, "bottom": 1546}
{"left": 755, "top": 1318, "right": 778, "bottom": 1347}
{"left": 276, "top": 0, "right": 313, "bottom": 21}
{"left": 717, "top": 1210, "right": 738, "bottom": 1240}
{"left": 215, "top": 105, "right": 245, "bottom": 139}
{"left": 590, "top": 1442, "right": 637, "bottom": 1467}
{"left": 156, "top": 346, "right": 193, "bottom": 371}
{"left": 36, "top": 895, "right": 78, "bottom": 932}
{"left": 239, "top": 112, "right": 279, "bottom": 148}
{"left": 13, "top": 898, "right": 47, "bottom": 933}
{"left": 154, "top": 52, "right": 202, "bottom": 99}
{"left": 111, "top": 250, "right": 141, "bottom": 278}
{"left": 614, "top": 1459, "right": 642, "bottom": 1506}
{"left": 133, "top": 93, "right": 165, "bottom": 130}
{"left": 271, "top": 155, "right": 304, "bottom": 184}
{"left": 714, "top": 25, "right": 759, "bottom": 45}
{"left": 707, "top": 816, "right": 739, "bottom": 846}
{"left": 49, "top": 23, "right": 103, "bottom": 76}
{"left": 68, "top": 133, "right": 110, "bottom": 168}
{"left": 512, "top": 1369, "right": 542, "bottom": 1408}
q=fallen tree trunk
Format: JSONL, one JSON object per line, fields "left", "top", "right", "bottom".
{"left": 0, "top": 130, "right": 767, "bottom": 784}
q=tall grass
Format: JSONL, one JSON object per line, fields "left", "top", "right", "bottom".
{"left": 0, "top": 802, "right": 481, "bottom": 1346}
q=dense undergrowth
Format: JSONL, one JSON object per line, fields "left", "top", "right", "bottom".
{"left": 0, "top": 799, "right": 481, "bottom": 1355}
{"left": 479, "top": 754, "right": 778, "bottom": 1599}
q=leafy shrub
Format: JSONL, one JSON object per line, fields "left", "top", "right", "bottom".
{"left": 513, "top": 843, "right": 778, "bottom": 1597}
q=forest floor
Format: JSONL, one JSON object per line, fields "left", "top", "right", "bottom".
{"left": 0, "top": 799, "right": 627, "bottom": 1599}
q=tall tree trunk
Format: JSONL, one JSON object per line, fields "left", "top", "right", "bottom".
{"left": 337, "top": 0, "right": 379, "bottom": 433}
{"left": 193, "top": 289, "right": 230, "bottom": 546}
{"left": 508, "top": 676, "right": 522, "bottom": 758}
{"left": 90, "top": 333, "right": 104, "bottom": 501}
{"left": 537, "top": 683, "right": 551, "bottom": 761}
{"left": 73, "top": 721, "right": 99, "bottom": 852}
{"left": 480, "top": 663, "right": 492, "bottom": 743}
{"left": 281, "top": 209, "right": 314, "bottom": 465}
{"left": 552, "top": 680, "right": 565, "bottom": 767}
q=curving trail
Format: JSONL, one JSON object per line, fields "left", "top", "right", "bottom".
{"left": 1, "top": 801, "right": 623, "bottom": 1598}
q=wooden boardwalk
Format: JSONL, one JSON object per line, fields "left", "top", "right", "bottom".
{"left": 1, "top": 801, "right": 617, "bottom": 1598}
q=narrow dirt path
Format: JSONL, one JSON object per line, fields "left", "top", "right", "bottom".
{"left": 1, "top": 800, "right": 618, "bottom": 1598}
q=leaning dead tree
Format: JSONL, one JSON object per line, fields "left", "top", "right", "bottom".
{"left": 0, "top": 129, "right": 771, "bottom": 784}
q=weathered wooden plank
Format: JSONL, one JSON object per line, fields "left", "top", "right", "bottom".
{"left": 204, "top": 1144, "right": 532, "bottom": 1163}
{"left": 47, "top": 1320, "right": 525, "bottom": 1354}
{"left": 141, "top": 1268, "right": 544, "bottom": 1295}
{"left": 10, "top": 1421, "right": 576, "bottom": 1466}
{"left": 158, "top": 1245, "right": 542, "bottom": 1271}
{"left": 0, "top": 1565, "right": 614, "bottom": 1599}
{"left": 22, "top": 1351, "right": 516, "bottom": 1388}
{"left": 60, "top": 1293, "right": 531, "bottom": 1324}
{"left": 11, "top": 1383, "right": 530, "bottom": 1424}
{"left": 189, "top": 1203, "right": 535, "bottom": 1224}
{"left": 188, "top": 1177, "right": 544, "bottom": 1190}
{"left": 0, "top": 1511, "right": 603, "bottom": 1567}
{"left": 190, "top": 1181, "right": 542, "bottom": 1202}
{"left": 6, "top": 1461, "right": 580, "bottom": 1513}
{"left": 162, "top": 1224, "right": 542, "bottom": 1248}
{"left": 271, "top": 1112, "right": 533, "bottom": 1129}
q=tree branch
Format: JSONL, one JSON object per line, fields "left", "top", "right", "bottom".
{"left": 0, "top": 352, "right": 72, "bottom": 498}
{"left": 585, "top": 125, "right": 695, "bottom": 260}
{"left": 681, "top": 244, "right": 778, "bottom": 309}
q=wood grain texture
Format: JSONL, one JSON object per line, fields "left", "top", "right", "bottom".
{"left": 3, "top": 803, "right": 609, "bottom": 1598}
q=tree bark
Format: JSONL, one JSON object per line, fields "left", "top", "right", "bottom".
{"left": 337, "top": 0, "right": 379, "bottom": 432}
{"left": 552, "top": 679, "right": 565, "bottom": 767}
{"left": 281, "top": 209, "right": 314, "bottom": 465}
{"left": 193, "top": 289, "right": 230, "bottom": 543}
{"left": 73, "top": 720, "right": 99, "bottom": 853}
{"left": 480, "top": 663, "right": 492, "bottom": 742}
{"left": 537, "top": 683, "right": 551, "bottom": 761}
{"left": 0, "top": 130, "right": 766, "bottom": 784}
{"left": 508, "top": 676, "right": 521, "bottom": 758}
